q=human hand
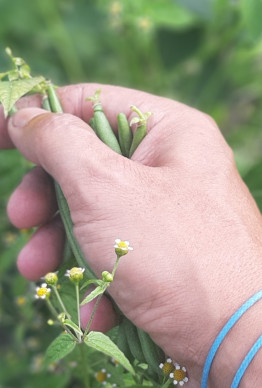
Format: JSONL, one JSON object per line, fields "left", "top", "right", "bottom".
{"left": 1, "top": 84, "right": 262, "bottom": 387}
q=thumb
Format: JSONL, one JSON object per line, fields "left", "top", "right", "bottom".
{"left": 8, "top": 108, "right": 124, "bottom": 188}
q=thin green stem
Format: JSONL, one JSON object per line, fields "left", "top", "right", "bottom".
{"left": 46, "top": 299, "right": 77, "bottom": 341}
{"left": 46, "top": 298, "right": 59, "bottom": 318}
{"left": 52, "top": 286, "right": 71, "bottom": 318}
{"left": 112, "top": 255, "right": 121, "bottom": 278}
{"left": 83, "top": 293, "right": 104, "bottom": 339}
{"left": 75, "top": 283, "right": 81, "bottom": 338}
{"left": 130, "top": 105, "right": 144, "bottom": 119}
{"left": 79, "top": 343, "right": 90, "bottom": 388}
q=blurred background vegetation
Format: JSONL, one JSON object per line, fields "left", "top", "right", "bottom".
{"left": 0, "top": 0, "right": 262, "bottom": 387}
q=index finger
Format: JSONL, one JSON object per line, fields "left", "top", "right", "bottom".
{"left": 0, "top": 82, "right": 186, "bottom": 149}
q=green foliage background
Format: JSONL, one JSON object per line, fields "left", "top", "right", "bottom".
{"left": 0, "top": 0, "right": 262, "bottom": 387}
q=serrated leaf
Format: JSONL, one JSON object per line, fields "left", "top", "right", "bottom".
{"left": 63, "top": 319, "right": 83, "bottom": 336}
{"left": 85, "top": 331, "right": 135, "bottom": 374}
{"left": 0, "top": 76, "right": 45, "bottom": 117}
{"left": 80, "top": 285, "right": 105, "bottom": 306}
{"left": 45, "top": 333, "right": 76, "bottom": 365}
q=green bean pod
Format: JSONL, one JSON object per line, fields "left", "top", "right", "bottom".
{"left": 117, "top": 113, "right": 133, "bottom": 157}
{"left": 47, "top": 84, "right": 63, "bottom": 113}
{"left": 42, "top": 95, "right": 51, "bottom": 111}
{"left": 93, "top": 103, "right": 122, "bottom": 155}
{"left": 129, "top": 124, "right": 147, "bottom": 157}
{"left": 89, "top": 117, "right": 97, "bottom": 134}
{"left": 45, "top": 86, "right": 96, "bottom": 278}
{"left": 54, "top": 182, "right": 95, "bottom": 279}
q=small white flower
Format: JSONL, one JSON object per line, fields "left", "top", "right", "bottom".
{"left": 114, "top": 239, "right": 133, "bottom": 256}
{"left": 35, "top": 283, "right": 51, "bottom": 300}
{"left": 170, "top": 363, "right": 188, "bottom": 386}
{"left": 159, "top": 357, "right": 174, "bottom": 375}
{"left": 95, "top": 368, "right": 111, "bottom": 384}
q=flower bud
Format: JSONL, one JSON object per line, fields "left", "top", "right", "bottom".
{"left": 44, "top": 272, "right": 58, "bottom": 286}
{"left": 65, "top": 267, "right": 85, "bottom": 283}
{"left": 58, "top": 313, "right": 66, "bottom": 323}
{"left": 102, "top": 271, "right": 114, "bottom": 283}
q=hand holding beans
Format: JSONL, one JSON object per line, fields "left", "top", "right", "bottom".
{"left": 1, "top": 84, "right": 262, "bottom": 387}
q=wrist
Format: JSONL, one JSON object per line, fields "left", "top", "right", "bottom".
{"left": 209, "top": 299, "right": 262, "bottom": 388}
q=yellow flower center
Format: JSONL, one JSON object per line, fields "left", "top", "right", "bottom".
{"left": 95, "top": 371, "right": 107, "bottom": 382}
{"left": 70, "top": 267, "right": 81, "bottom": 275}
{"left": 117, "top": 241, "right": 128, "bottom": 250}
{"left": 162, "top": 362, "right": 174, "bottom": 375}
{"left": 173, "top": 369, "right": 187, "bottom": 382}
{"left": 37, "top": 288, "right": 49, "bottom": 298}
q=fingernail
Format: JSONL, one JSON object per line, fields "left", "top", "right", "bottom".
{"left": 9, "top": 108, "right": 45, "bottom": 129}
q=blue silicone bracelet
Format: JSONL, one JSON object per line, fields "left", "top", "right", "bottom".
{"left": 231, "top": 334, "right": 262, "bottom": 388}
{"left": 201, "top": 290, "right": 262, "bottom": 388}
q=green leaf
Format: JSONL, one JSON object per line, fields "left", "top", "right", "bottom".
{"left": 241, "top": 0, "right": 262, "bottom": 41}
{"left": 161, "top": 379, "right": 172, "bottom": 388}
{"left": 63, "top": 319, "right": 83, "bottom": 336}
{"left": 85, "top": 331, "right": 135, "bottom": 374}
{"left": 0, "top": 76, "right": 44, "bottom": 117}
{"left": 80, "top": 278, "right": 104, "bottom": 291}
{"left": 45, "top": 333, "right": 76, "bottom": 365}
{"left": 80, "top": 285, "right": 105, "bottom": 306}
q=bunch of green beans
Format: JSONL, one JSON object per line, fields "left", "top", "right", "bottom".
{"left": 44, "top": 85, "right": 164, "bottom": 385}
